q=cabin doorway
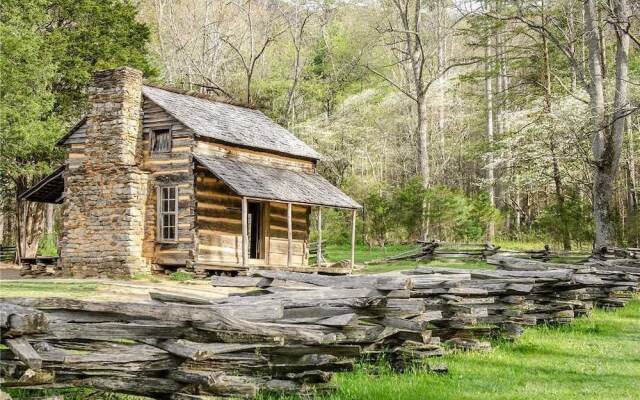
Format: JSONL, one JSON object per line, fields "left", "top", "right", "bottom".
{"left": 247, "top": 202, "right": 263, "bottom": 259}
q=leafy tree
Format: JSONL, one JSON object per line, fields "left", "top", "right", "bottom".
{"left": 363, "top": 186, "right": 394, "bottom": 247}
{"left": 0, "top": 0, "right": 62, "bottom": 257}
{"left": 0, "top": 0, "right": 153, "bottom": 257}
{"left": 43, "top": 0, "right": 155, "bottom": 120}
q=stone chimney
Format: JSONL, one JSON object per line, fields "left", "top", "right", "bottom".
{"left": 61, "top": 67, "right": 149, "bottom": 277}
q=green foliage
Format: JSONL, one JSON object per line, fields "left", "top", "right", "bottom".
{"left": 362, "top": 186, "right": 394, "bottom": 246}
{"left": 37, "top": 233, "right": 58, "bottom": 256}
{"left": 169, "top": 271, "right": 194, "bottom": 282}
{"left": 534, "top": 192, "right": 594, "bottom": 246}
{"left": 623, "top": 210, "right": 640, "bottom": 247}
{"left": 309, "top": 206, "right": 360, "bottom": 246}
{"left": 0, "top": 0, "right": 153, "bottom": 198}
{"left": 43, "top": 0, "right": 155, "bottom": 119}
{"left": 301, "top": 18, "right": 370, "bottom": 116}
{"left": 356, "top": 179, "right": 500, "bottom": 245}
{"left": 391, "top": 178, "right": 428, "bottom": 239}
{"left": 0, "top": 0, "right": 62, "bottom": 193}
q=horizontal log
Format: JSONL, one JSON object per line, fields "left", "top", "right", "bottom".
{"left": 248, "top": 270, "right": 411, "bottom": 290}
{"left": 4, "top": 297, "right": 282, "bottom": 322}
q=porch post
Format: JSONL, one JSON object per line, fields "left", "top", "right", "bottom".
{"left": 350, "top": 208, "right": 357, "bottom": 269}
{"left": 287, "top": 202, "right": 293, "bottom": 267}
{"left": 317, "top": 207, "right": 322, "bottom": 268}
{"left": 241, "top": 197, "right": 248, "bottom": 267}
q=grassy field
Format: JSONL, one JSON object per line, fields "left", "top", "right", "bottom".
{"left": 325, "top": 244, "right": 492, "bottom": 274}
{"left": 291, "top": 299, "right": 640, "bottom": 400}
{"left": 0, "top": 281, "right": 103, "bottom": 298}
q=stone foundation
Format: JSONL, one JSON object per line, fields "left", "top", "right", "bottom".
{"left": 60, "top": 67, "right": 149, "bottom": 277}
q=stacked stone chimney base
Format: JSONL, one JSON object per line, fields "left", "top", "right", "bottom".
{"left": 61, "top": 169, "right": 148, "bottom": 277}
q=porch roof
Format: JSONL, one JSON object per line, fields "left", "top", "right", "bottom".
{"left": 193, "top": 153, "right": 361, "bottom": 209}
{"left": 18, "top": 166, "right": 65, "bottom": 204}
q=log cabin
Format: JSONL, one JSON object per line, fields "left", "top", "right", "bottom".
{"left": 19, "top": 67, "right": 360, "bottom": 278}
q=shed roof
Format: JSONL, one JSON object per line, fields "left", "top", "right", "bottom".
{"left": 19, "top": 166, "right": 65, "bottom": 204}
{"left": 142, "top": 86, "right": 321, "bottom": 160}
{"left": 193, "top": 153, "right": 361, "bottom": 209}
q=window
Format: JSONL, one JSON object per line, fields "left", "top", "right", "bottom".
{"left": 151, "top": 129, "right": 171, "bottom": 153}
{"left": 158, "top": 186, "right": 178, "bottom": 241}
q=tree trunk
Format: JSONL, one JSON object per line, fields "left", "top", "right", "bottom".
{"left": 628, "top": 121, "right": 638, "bottom": 213}
{"left": 485, "top": 46, "right": 495, "bottom": 241}
{"left": 17, "top": 199, "right": 46, "bottom": 259}
{"left": 541, "top": 1, "right": 571, "bottom": 250}
{"left": 416, "top": 95, "right": 430, "bottom": 188}
{"left": 584, "top": 0, "right": 611, "bottom": 250}
{"left": 436, "top": 0, "right": 447, "bottom": 160}
{"left": 46, "top": 204, "right": 54, "bottom": 236}
{"left": 417, "top": 95, "right": 430, "bottom": 240}
{"left": 551, "top": 147, "right": 572, "bottom": 250}
{"left": 246, "top": 72, "right": 253, "bottom": 105}
{"left": 566, "top": 0, "right": 578, "bottom": 91}
{"left": 0, "top": 210, "right": 4, "bottom": 246}
{"left": 515, "top": 190, "right": 521, "bottom": 230}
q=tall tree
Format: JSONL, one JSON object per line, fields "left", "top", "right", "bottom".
{"left": 365, "top": 0, "right": 475, "bottom": 238}
{"left": 219, "top": 0, "right": 287, "bottom": 104}
{"left": 584, "top": 0, "right": 630, "bottom": 249}
{"left": 0, "top": 0, "right": 152, "bottom": 258}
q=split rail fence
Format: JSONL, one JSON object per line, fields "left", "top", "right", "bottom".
{"left": 1, "top": 252, "right": 638, "bottom": 399}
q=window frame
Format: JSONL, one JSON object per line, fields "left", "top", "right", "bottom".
{"left": 156, "top": 185, "right": 179, "bottom": 243}
{"left": 150, "top": 128, "right": 172, "bottom": 154}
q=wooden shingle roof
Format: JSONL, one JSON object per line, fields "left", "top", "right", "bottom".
{"left": 142, "top": 86, "right": 321, "bottom": 160}
{"left": 193, "top": 153, "right": 361, "bottom": 209}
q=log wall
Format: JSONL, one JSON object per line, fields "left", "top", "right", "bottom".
{"left": 195, "top": 171, "right": 242, "bottom": 266}
{"left": 64, "top": 123, "right": 88, "bottom": 171}
{"left": 267, "top": 202, "right": 309, "bottom": 267}
{"left": 141, "top": 99, "right": 196, "bottom": 266}
{"left": 195, "top": 139, "right": 315, "bottom": 173}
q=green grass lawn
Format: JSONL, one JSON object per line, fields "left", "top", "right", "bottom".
{"left": 325, "top": 244, "right": 491, "bottom": 274}
{"left": 0, "top": 282, "right": 102, "bottom": 298}
{"left": 312, "top": 299, "right": 640, "bottom": 400}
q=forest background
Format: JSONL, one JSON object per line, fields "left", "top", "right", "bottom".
{"left": 1, "top": 0, "right": 638, "bottom": 259}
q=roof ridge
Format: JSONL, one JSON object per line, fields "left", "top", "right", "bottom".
{"left": 142, "top": 82, "right": 256, "bottom": 110}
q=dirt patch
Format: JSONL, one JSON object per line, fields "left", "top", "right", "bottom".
{"left": 0, "top": 264, "right": 21, "bottom": 280}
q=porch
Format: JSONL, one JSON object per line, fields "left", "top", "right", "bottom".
{"left": 192, "top": 154, "right": 361, "bottom": 274}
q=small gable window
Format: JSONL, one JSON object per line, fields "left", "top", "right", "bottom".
{"left": 158, "top": 186, "right": 178, "bottom": 242}
{"left": 151, "top": 129, "right": 171, "bottom": 153}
